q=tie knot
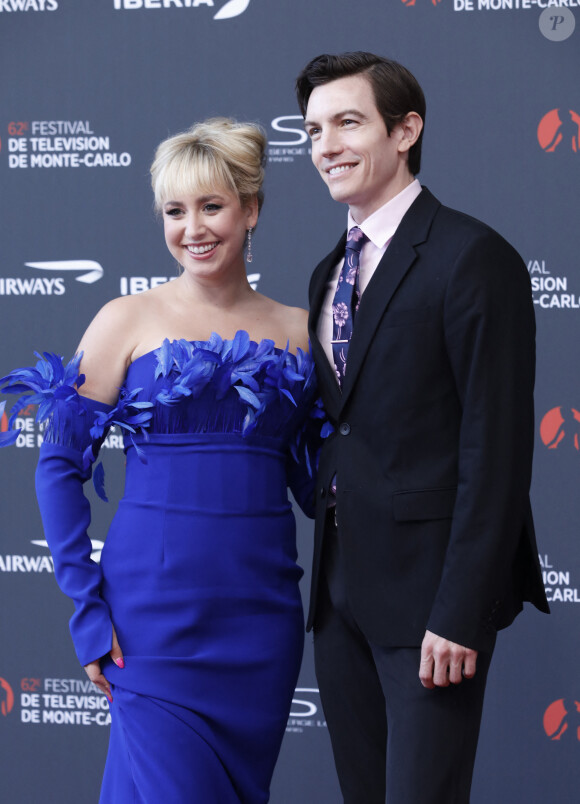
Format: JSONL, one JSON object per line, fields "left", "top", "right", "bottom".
{"left": 346, "top": 226, "right": 367, "bottom": 254}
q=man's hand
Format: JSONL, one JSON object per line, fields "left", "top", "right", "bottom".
{"left": 419, "top": 630, "right": 478, "bottom": 689}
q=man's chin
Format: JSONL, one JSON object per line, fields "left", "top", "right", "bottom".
{"left": 327, "top": 185, "right": 355, "bottom": 206}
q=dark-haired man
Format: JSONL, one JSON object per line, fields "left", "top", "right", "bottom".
{"left": 296, "top": 52, "right": 548, "bottom": 803}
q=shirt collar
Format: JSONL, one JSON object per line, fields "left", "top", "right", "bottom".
{"left": 347, "top": 179, "right": 422, "bottom": 249}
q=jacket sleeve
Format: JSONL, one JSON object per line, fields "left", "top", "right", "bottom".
{"left": 425, "top": 231, "right": 537, "bottom": 652}
{"left": 35, "top": 393, "right": 115, "bottom": 667}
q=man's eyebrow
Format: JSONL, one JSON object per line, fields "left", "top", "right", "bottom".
{"left": 304, "top": 109, "right": 367, "bottom": 129}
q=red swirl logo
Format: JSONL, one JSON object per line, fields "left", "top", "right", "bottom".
{"left": 540, "top": 407, "right": 580, "bottom": 451}
{"left": 0, "top": 403, "right": 36, "bottom": 434}
{"left": 538, "top": 109, "right": 580, "bottom": 153}
{"left": 544, "top": 699, "right": 580, "bottom": 740}
{"left": 0, "top": 678, "right": 14, "bottom": 717}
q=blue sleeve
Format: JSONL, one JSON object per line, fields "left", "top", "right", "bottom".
{"left": 2, "top": 351, "right": 153, "bottom": 665}
{"left": 36, "top": 410, "right": 114, "bottom": 667}
{"left": 1, "top": 353, "right": 114, "bottom": 665}
{"left": 287, "top": 396, "right": 331, "bottom": 519}
{"left": 287, "top": 454, "right": 317, "bottom": 519}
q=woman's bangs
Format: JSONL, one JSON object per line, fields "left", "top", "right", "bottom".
{"left": 159, "top": 149, "right": 235, "bottom": 205}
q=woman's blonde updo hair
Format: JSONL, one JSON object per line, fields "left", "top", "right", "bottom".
{"left": 150, "top": 117, "right": 267, "bottom": 214}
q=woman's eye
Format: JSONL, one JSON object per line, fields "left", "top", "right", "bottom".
{"left": 204, "top": 203, "right": 221, "bottom": 212}
{"left": 165, "top": 207, "right": 182, "bottom": 217}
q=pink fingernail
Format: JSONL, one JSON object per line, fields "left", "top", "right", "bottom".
{"left": 114, "top": 657, "right": 125, "bottom": 669}
{"left": 107, "top": 693, "right": 113, "bottom": 703}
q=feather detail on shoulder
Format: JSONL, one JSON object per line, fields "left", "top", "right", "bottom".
{"left": 0, "top": 352, "right": 154, "bottom": 499}
{"left": 84, "top": 387, "right": 154, "bottom": 469}
{"left": 0, "top": 352, "right": 88, "bottom": 447}
{"left": 0, "top": 351, "right": 85, "bottom": 433}
{"left": 1, "top": 334, "right": 325, "bottom": 481}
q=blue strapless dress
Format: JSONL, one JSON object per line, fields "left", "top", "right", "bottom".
{"left": 0, "top": 332, "right": 325, "bottom": 803}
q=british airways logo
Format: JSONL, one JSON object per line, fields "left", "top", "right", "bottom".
{"left": 25, "top": 260, "right": 104, "bottom": 284}
{"left": 0, "top": 260, "right": 104, "bottom": 295}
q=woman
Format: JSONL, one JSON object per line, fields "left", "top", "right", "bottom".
{"left": 0, "top": 118, "right": 323, "bottom": 802}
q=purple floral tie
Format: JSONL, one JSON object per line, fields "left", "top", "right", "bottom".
{"left": 331, "top": 226, "right": 368, "bottom": 386}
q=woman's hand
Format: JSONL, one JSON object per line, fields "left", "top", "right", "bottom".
{"left": 83, "top": 626, "right": 124, "bottom": 703}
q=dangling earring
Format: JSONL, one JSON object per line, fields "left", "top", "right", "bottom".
{"left": 246, "top": 227, "right": 253, "bottom": 263}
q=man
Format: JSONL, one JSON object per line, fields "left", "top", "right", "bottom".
{"left": 295, "top": 52, "right": 549, "bottom": 804}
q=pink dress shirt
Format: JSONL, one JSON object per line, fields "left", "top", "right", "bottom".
{"left": 317, "top": 180, "right": 422, "bottom": 373}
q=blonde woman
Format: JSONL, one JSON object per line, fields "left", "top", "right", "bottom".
{"left": 1, "top": 119, "right": 324, "bottom": 802}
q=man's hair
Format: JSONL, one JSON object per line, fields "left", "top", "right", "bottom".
{"left": 295, "top": 52, "right": 426, "bottom": 175}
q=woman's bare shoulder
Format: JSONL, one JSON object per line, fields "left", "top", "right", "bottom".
{"left": 258, "top": 297, "right": 309, "bottom": 352}
{"left": 75, "top": 294, "right": 153, "bottom": 404}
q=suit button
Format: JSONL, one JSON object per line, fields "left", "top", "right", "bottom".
{"left": 320, "top": 487, "right": 327, "bottom": 498}
{"left": 339, "top": 422, "right": 351, "bottom": 436}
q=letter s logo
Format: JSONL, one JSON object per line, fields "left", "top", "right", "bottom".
{"left": 290, "top": 688, "right": 319, "bottom": 717}
{"left": 270, "top": 116, "right": 308, "bottom": 146}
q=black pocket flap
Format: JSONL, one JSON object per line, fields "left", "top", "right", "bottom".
{"left": 392, "top": 486, "right": 457, "bottom": 521}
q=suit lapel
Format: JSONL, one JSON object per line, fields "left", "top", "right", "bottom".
{"left": 340, "top": 188, "right": 441, "bottom": 406}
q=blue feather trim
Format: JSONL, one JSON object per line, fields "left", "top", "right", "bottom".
{"left": 0, "top": 352, "right": 87, "bottom": 445}
{"left": 149, "top": 332, "right": 315, "bottom": 438}
{"left": 1, "top": 333, "right": 329, "bottom": 481}
{"left": 0, "top": 352, "right": 154, "bottom": 499}
{"left": 288, "top": 394, "right": 332, "bottom": 479}
{"left": 85, "top": 388, "right": 153, "bottom": 469}
{"left": 92, "top": 462, "right": 108, "bottom": 502}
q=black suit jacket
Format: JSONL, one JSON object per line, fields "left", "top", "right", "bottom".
{"left": 307, "top": 188, "right": 549, "bottom": 652}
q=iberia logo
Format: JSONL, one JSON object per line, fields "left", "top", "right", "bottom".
{"left": 544, "top": 699, "right": 580, "bottom": 741}
{"left": 538, "top": 109, "right": 580, "bottom": 153}
{"left": 540, "top": 407, "right": 580, "bottom": 450}
{"left": 214, "top": 0, "right": 249, "bottom": 17}
{"left": 113, "top": 0, "right": 251, "bottom": 17}
{"left": 0, "top": 678, "right": 14, "bottom": 717}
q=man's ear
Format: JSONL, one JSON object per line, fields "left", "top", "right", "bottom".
{"left": 397, "top": 112, "right": 423, "bottom": 154}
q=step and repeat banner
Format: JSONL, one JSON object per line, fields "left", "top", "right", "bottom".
{"left": 0, "top": 1, "right": 577, "bottom": 802}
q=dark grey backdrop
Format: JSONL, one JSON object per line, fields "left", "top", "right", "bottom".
{"left": 0, "top": 1, "right": 578, "bottom": 801}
